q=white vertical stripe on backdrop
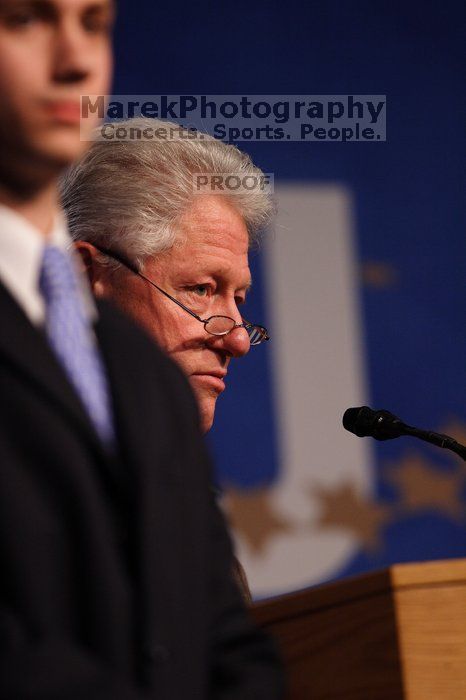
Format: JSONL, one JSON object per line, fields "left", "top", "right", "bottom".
{"left": 232, "top": 183, "right": 374, "bottom": 597}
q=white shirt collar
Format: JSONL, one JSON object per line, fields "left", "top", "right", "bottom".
{"left": 0, "top": 204, "right": 96, "bottom": 325}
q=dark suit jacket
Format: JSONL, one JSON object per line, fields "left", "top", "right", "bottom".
{"left": 0, "top": 283, "right": 283, "bottom": 699}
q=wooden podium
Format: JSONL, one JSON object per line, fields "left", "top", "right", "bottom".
{"left": 251, "top": 558, "right": 466, "bottom": 699}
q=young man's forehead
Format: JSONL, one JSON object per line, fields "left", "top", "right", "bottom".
{"left": 0, "top": 0, "right": 114, "bottom": 12}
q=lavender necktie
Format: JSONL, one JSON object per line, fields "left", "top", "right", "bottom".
{"left": 39, "top": 245, "right": 115, "bottom": 446}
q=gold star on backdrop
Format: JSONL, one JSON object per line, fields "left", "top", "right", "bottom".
{"left": 385, "top": 453, "right": 464, "bottom": 520}
{"left": 223, "top": 415, "right": 466, "bottom": 563}
{"left": 224, "top": 487, "right": 293, "bottom": 556}
{"left": 311, "top": 481, "right": 392, "bottom": 551}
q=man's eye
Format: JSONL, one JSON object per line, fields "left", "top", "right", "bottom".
{"left": 82, "top": 11, "right": 114, "bottom": 35}
{"left": 2, "top": 9, "right": 38, "bottom": 28}
{"left": 191, "top": 285, "right": 209, "bottom": 297}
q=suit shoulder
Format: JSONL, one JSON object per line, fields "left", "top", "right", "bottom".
{"left": 95, "top": 298, "right": 197, "bottom": 408}
{"left": 96, "top": 298, "right": 163, "bottom": 356}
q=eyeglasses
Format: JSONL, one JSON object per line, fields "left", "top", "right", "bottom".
{"left": 92, "top": 245, "right": 270, "bottom": 346}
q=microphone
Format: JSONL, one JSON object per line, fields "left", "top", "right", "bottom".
{"left": 343, "top": 406, "right": 466, "bottom": 461}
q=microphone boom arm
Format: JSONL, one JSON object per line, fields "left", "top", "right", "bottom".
{"left": 403, "top": 423, "right": 466, "bottom": 460}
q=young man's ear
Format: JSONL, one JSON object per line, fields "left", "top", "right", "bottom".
{"left": 74, "top": 241, "right": 107, "bottom": 297}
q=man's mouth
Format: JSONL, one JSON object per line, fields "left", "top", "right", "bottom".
{"left": 44, "top": 100, "right": 81, "bottom": 124}
{"left": 191, "top": 371, "right": 227, "bottom": 392}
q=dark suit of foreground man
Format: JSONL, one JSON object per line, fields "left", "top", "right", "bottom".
{"left": 0, "top": 286, "right": 281, "bottom": 699}
{"left": 0, "top": 0, "right": 283, "bottom": 697}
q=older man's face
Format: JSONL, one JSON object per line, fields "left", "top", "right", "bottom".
{"left": 103, "top": 195, "right": 252, "bottom": 433}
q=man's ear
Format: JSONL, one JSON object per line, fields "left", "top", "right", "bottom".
{"left": 74, "top": 241, "right": 107, "bottom": 297}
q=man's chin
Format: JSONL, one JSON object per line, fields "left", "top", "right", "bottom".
{"left": 1, "top": 132, "right": 90, "bottom": 191}
{"left": 187, "top": 379, "right": 221, "bottom": 434}
{"left": 197, "top": 398, "right": 216, "bottom": 434}
{"left": 200, "top": 414, "right": 214, "bottom": 434}
{"left": 31, "top": 129, "right": 89, "bottom": 167}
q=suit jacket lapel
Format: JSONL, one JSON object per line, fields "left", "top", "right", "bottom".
{"left": 93, "top": 300, "right": 145, "bottom": 472}
{"left": 94, "top": 300, "right": 180, "bottom": 665}
{"left": 93, "top": 299, "right": 175, "bottom": 487}
{"left": 0, "top": 282, "right": 103, "bottom": 452}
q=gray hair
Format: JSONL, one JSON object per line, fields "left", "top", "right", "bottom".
{"left": 60, "top": 117, "right": 274, "bottom": 270}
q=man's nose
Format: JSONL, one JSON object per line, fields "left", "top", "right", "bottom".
{"left": 222, "top": 324, "right": 251, "bottom": 358}
{"left": 51, "top": 22, "right": 94, "bottom": 84}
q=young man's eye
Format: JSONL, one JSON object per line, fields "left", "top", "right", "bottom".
{"left": 2, "top": 8, "right": 39, "bottom": 28}
{"left": 82, "top": 9, "right": 114, "bottom": 35}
